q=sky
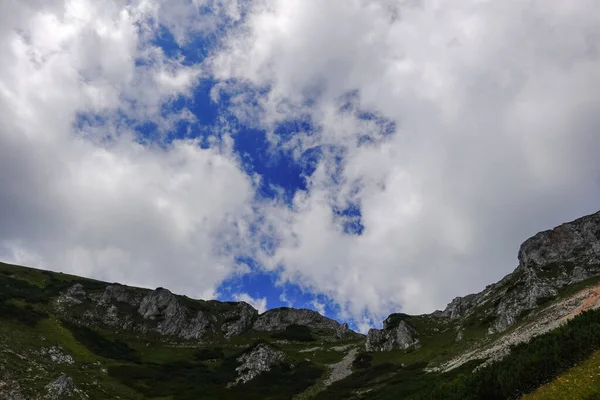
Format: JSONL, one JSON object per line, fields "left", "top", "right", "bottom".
{"left": 1, "top": 0, "right": 599, "bottom": 332}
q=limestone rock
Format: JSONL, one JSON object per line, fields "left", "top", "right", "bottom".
{"left": 138, "top": 288, "right": 214, "bottom": 339}
{"left": 138, "top": 288, "right": 182, "bottom": 320}
{"left": 57, "top": 284, "right": 86, "bottom": 307}
{"left": 44, "top": 375, "right": 74, "bottom": 399}
{"left": 365, "top": 320, "right": 419, "bottom": 352}
{"left": 221, "top": 302, "right": 258, "bottom": 339}
{"left": 98, "top": 284, "right": 142, "bottom": 307}
{"left": 253, "top": 308, "right": 350, "bottom": 338}
{"left": 441, "top": 294, "right": 478, "bottom": 320}
{"left": 455, "top": 328, "right": 464, "bottom": 342}
{"left": 42, "top": 347, "right": 74, "bottom": 365}
{"left": 518, "top": 211, "right": 600, "bottom": 269}
{"left": 231, "top": 343, "right": 286, "bottom": 386}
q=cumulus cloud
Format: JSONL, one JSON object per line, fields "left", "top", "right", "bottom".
{"left": 211, "top": 0, "right": 600, "bottom": 324}
{"left": 2, "top": 0, "right": 600, "bottom": 329}
{"left": 0, "top": 0, "right": 254, "bottom": 299}
{"left": 234, "top": 292, "right": 268, "bottom": 314}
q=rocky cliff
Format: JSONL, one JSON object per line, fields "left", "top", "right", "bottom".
{"left": 254, "top": 307, "right": 353, "bottom": 339}
{"left": 3, "top": 210, "right": 600, "bottom": 399}
{"left": 56, "top": 282, "right": 356, "bottom": 343}
{"left": 365, "top": 318, "right": 419, "bottom": 352}
{"left": 368, "top": 211, "right": 600, "bottom": 352}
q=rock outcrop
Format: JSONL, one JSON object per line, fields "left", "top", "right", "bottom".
{"left": 58, "top": 285, "right": 218, "bottom": 340}
{"left": 440, "top": 294, "right": 478, "bottom": 320}
{"left": 518, "top": 211, "right": 600, "bottom": 269}
{"left": 365, "top": 319, "right": 419, "bottom": 352}
{"left": 230, "top": 343, "right": 286, "bottom": 386}
{"left": 136, "top": 288, "right": 216, "bottom": 339}
{"left": 221, "top": 302, "right": 258, "bottom": 339}
{"left": 97, "top": 284, "right": 143, "bottom": 307}
{"left": 41, "top": 347, "right": 74, "bottom": 365}
{"left": 55, "top": 283, "right": 86, "bottom": 309}
{"left": 44, "top": 375, "right": 74, "bottom": 400}
{"left": 370, "top": 211, "right": 600, "bottom": 351}
{"left": 253, "top": 308, "right": 351, "bottom": 338}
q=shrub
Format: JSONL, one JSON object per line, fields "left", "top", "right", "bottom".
{"left": 271, "top": 324, "right": 315, "bottom": 342}
{"left": 194, "top": 347, "right": 225, "bottom": 361}
{"left": 0, "top": 302, "right": 48, "bottom": 327}
{"left": 62, "top": 320, "right": 140, "bottom": 362}
{"left": 352, "top": 352, "right": 373, "bottom": 369}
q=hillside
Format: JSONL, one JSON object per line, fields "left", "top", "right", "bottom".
{"left": 2, "top": 210, "right": 600, "bottom": 399}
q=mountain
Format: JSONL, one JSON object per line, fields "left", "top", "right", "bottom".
{"left": 1, "top": 210, "right": 600, "bottom": 399}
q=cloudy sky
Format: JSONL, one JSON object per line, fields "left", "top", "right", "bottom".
{"left": 1, "top": 0, "right": 599, "bottom": 331}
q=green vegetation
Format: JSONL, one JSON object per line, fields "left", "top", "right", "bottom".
{"left": 62, "top": 320, "right": 140, "bottom": 362}
{"left": 0, "top": 301, "right": 48, "bottom": 327}
{"left": 315, "top": 308, "right": 600, "bottom": 399}
{"left": 523, "top": 349, "right": 600, "bottom": 400}
{"left": 110, "top": 342, "right": 323, "bottom": 400}
{"left": 421, "top": 308, "right": 600, "bottom": 400}
{"left": 271, "top": 324, "right": 316, "bottom": 342}
{"left": 352, "top": 352, "right": 373, "bottom": 369}
{"left": 194, "top": 346, "right": 225, "bottom": 361}
{"left": 315, "top": 360, "right": 480, "bottom": 400}
{"left": 4, "top": 259, "right": 600, "bottom": 399}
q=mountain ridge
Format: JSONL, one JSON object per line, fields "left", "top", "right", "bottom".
{"left": 2, "top": 210, "right": 600, "bottom": 399}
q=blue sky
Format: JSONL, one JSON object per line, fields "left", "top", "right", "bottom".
{"left": 1, "top": 0, "right": 600, "bottom": 332}
{"left": 144, "top": 30, "right": 346, "bottom": 318}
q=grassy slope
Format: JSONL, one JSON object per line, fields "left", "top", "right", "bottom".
{"left": 522, "top": 349, "right": 600, "bottom": 400}
{"left": 5, "top": 259, "right": 600, "bottom": 399}
{"left": 0, "top": 261, "right": 364, "bottom": 399}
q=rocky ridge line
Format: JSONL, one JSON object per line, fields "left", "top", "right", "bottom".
{"left": 367, "top": 210, "right": 600, "bottom": 352}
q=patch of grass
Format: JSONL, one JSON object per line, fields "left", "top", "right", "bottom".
{"left": 271, "top": 324, "right": 316, "bottom": 342}
{"left": 0, "top": 302, "right": 48, "bottom": 327}
{"left": 420, "top": 308, "right": 600, "bottom": 400}
{"left": 62, "top": 320, "right": 140, "bottom": 362}
{"left": 195, "top": 346, "right": 225, "bottom": 361}
{"left": 523, "top": 349, "right": 600, "bottom": 400}
{"left": 353, "top": 352, "right": 373, "bottom": 369}
{"left": 110, "top": 341, "right": 322, "bottom": 400}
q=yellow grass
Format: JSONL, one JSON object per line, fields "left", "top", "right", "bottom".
{"left": 523, "top": 349, "right": 600, "bottom": 400}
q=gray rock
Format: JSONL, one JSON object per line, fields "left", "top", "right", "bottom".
{"left": 100, "top": 304, "right": 135, "bottom": 330}
{"left": 138, "top": 288, "right": 214, "bottom": 339}
{"left": 44, "top": 375, "right": 74, "bottom": 399}
{"left": 253, "top": 308, "right": 351, "bottom": 338}
{"left": 0, "top": 378, "right": 26, "bottom": 400}
{"left": 221, "top": 302, "right": 258, "bottom": 339}
{"left": 178, "top": 311, "right": 215, "bottom": 340}
{"left": 57, "top": 284, "right": 86, "bottom": 306}
{"left": 230, "top": 344, "right": 286, "bottom": 386}
{"left": 42, "top": 347, "right": 74, "bottom": 365}
{"left": 571, "top": 265, "right": 590, "bottom": 283}
{"left": 365, "top": 320, "right": 419, "bottom": 352}
{"left": 441, "top": 294, "right": 478, "bottom": 320}
{"left": 98, "top": 284, "right": 142, "bottom": 307}
{"left": 455, "top": 328, "right": 464, "bottom": 342}
{"left": 518, "top": 211, "right": 600, "bottom": 270}
{"left": 138, "top": 288, "right": 181, "bottom": 320}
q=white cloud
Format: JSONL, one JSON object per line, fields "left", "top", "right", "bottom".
{"left": 278, "top": 291, "right": 294, "bottom": 308}
{"left": 234, "top": 292, "right": 268, "bottom": 314}
{"left": 311, "top": 299, "right": 326, "bottom": 316}
{"left": 0, "top": 0, "right": 254, "bottom": 299}
{"left": 211, "top": 0, "right": 600, "bottom": 325}
{"left": 3, "top": 0, "right": 600, "bottom": 331}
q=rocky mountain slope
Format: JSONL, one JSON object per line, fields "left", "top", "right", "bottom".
{"left": 364, "top": 211, "right": 600, "bottom": 370}
{"left": 2, "top": 210, "right": 600, "bottom": 399}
